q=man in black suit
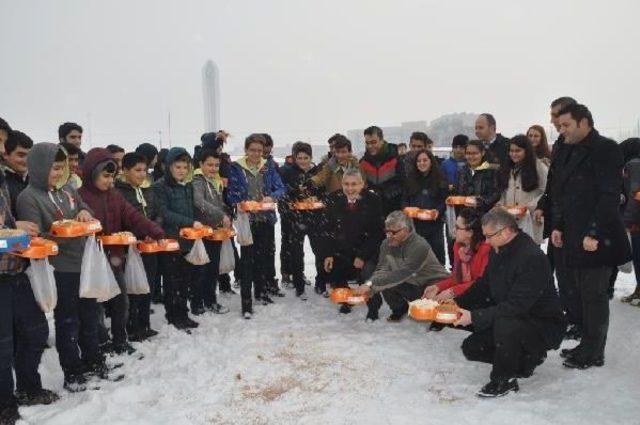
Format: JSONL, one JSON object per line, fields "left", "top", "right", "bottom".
{"left": 549, "top": 103, "right": 631, "bottom": 369}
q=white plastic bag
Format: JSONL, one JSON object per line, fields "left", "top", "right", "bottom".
{"left": 124, "top": 246, "right": 150, "bottom": 294}
{"left": 219, "top": 239, "right": 235, "bottom": 274}
{"left": 234, "top": 211, "right": 253, "bottom": 246}
{"left": 619, "top": 231, "right": 633, "bottom": 274}
{"left": 25, "top": 258, "right": 57, "bottom": 313}
{"left": 79, "top": 235, "right": 121, "bottom": 302}
{"left": 445, "top": 205, "right": 457, "bottom": 239}
{"left": 185, "top": 238, "right": 210, "bottom": 265}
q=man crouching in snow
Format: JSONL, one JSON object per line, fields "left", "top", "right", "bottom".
{"left": 453, "top": 207, "right": 564, "bottom": 398}
{"left": 353, "top": 211, "right": 449, "bottom": 322}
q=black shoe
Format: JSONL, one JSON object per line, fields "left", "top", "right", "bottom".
{"left": 477, "top": 378, "right": 519, "bottom": 398}
{"left": 339, "top": 304, "right": 352, "bottom": 314}
{"left": 220, "top": 288, "right": 237, "bottom": 296}
{"left": 560, "top": 347, "right": 580, "bottom": 359}
{"left": 141, "top": 328, "right": 159, "bottom": 339}
{"left": 173, "top": 318, "right": 199, "bottom": 330}
{"left": 260, "top": 295, "right": 275, "bottom": 305}
{"left": 387, "top": 310, "right": 407, "bottom": 322}
{"left": 63, "top": 372, "right": 87, "bottom": 392}
{"left": 517, "top": 353, "right": 547, "bottom": 378}
{"left": 365, "top": 310, "right": 379, "bottom": 322}
{"left": 113, "top": 342, "right": 137, "bottom": 355}
{"left": 564, "top": 325, "right": 582, "bottom": 341}
{"left": 563, "top": 356, "right": 605, "bottom": 369}
{"left": 268, "top": 287, "right": 286, "bottom": 297}
{"left": 281, "top": 274, "right": 292, "bottom": 285}
{"left": 206, "top": 303, "right": 230, "bottom": 314}
{"left": 191, "top": 306, "right": 206, "bottom": 316}
{"left": 99, "top": 340, "right": 115, "bottom": 355}
{"left": 314, "top": 286, "right": 324, "bottom": 295}
{"left": 16, "top": 388, "right": 59, "bottom": 406}
{"left": 429, "top": 322, "right": 446, "bottom": 332}
{"left": 0, "top": 402, "right": 20, "bottom": 425}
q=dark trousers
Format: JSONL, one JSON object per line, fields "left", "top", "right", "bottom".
{"left": 632, "top": 234, "right": 640, "bottom": 291}
{"left": 191, "top": 240, "right": 221, "bottom": 309}
{"left": 554, "top": 247, "right": 582, "bottom": 329}
{"left": 98, "top": 270, "right": 129, "bottom": 346}
{"left": 327, "top": 254, "right": 376, "bottom": 287}
{"left": 416, "top": 222, "right": 446, "bottom": 266}
{"left": 54, "top": 271, "right": 101, "bottom": 374}
{"left": 462, "top": 316, "right": 547, "bottom": 381}
{"left": 570, "top": 266, "right": 612, "bottom": 360}
{"left": 287, "top": 219, "right": 325, "bottom": 295}
{"left": 0, "top": 274, "right": 48, "bottom": 403}
{"left": 279, "top": 213, "right": 294, "bottom": 277}
{"left": 239, "top": 221, "right": 273, "bottom": 312}
{"left": 367, "top": 282, "right": 426, "bottom": 314}
{"left": 162, "top": 253, "right": 194, "bottom": 323}
{"left": 128, "top": 253, "right": 157, "bottom": 333}
{"left": 265, "top": 223, "right": 278, "bottom": 291}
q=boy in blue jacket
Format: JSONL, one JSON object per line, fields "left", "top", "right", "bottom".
{"left": 153, "top": 148, "right": 203, "bottom": 331}
{"left": 227, "top": 134, "right": 285, "bottom": 319}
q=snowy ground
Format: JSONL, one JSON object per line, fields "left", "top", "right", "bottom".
{"left": 18, "top": 236, "right": 640, "bottom": 425}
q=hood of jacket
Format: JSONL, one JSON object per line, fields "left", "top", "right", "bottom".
{"left": 164, "top": 147, "right": 193, "bottom": 185}
{"left": 27, "top": 142, "right": 70, "bottom": 191}
{"left": 237, "top": 156, "right": 267, "bottom": 176}
{"left": 81, "top": 148, "right": 117, "bottom": 194}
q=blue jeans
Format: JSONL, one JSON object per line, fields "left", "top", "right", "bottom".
{"left": 0, "top": 273, "right": 48, "bottom": 404}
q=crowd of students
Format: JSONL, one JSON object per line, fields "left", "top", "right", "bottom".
{"left": 1, "top": 95, "right": 639, "bottom": 422}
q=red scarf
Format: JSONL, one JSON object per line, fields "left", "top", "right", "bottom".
{"left": 454, "top": 245, "right": 474, "bottom": 283}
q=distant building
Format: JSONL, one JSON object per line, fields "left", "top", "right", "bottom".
{"left": 347, "top": 113, "right": 478, "bottom": 156}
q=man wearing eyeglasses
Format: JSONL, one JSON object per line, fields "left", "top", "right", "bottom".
{"left": 353, "top": 211, "right": 449, "bottom": 322}
{"left": 453, "top": 208, "right": 564, "bottom": 398}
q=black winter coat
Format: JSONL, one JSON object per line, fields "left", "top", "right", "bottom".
{"left": 279, "top": 163, "right": 321, "bottom": 225}
{"left": 359, "top": 143, "right": 403, "bottom": 214}
{"left": 550, "top": 129, "right": 631, "bottom": 268}
{"left": 115, "top": 180, "right": 160, "bottom": 222}
{"left": 456, "top": 231, "right": 565, "bottom": 350}
{"left": 486, "top": 133, "right": 510, "bottom": 167}
{"left": 2, "top": 168, "right": 28, "bottom": 218}
{"left": 319, "top": 189, "right": 385, "bottom": 262}
{"left": 456, "top": 164, "right": 500, "bottom": 212}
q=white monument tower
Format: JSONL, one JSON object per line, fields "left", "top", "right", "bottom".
{"left": 202, "top": 60, "right": 220, "bottom": 132}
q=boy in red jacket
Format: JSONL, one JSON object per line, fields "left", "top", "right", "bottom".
{"left": 79, "top": 148, "right": 165, "bottom": 355}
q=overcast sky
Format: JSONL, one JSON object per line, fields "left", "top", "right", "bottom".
{"left": 1, "top": 0, "right": 639, "bottom": 152}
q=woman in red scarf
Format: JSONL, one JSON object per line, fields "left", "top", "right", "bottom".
{"left": 424, "top": 208, "right": 490, "bottom": 302}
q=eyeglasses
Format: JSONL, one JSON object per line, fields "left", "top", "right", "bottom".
{"left": 385, "top": 228, "right": 405, "bottom": 236}
{"left": 484, "top": 227, "right": 505, "bottom": 239}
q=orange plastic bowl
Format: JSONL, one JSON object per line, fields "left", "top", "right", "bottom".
{"left": 415, "top": 209, "right": 439, "bottom": 221}
{"left": 292, "top": 200, "right": 325, "bottom": 211}
{"left": 504, "top": 205, "right": 528, "bottom": 218}
{"left": 137, "top": 239, "right": 180, "bottom": 253}
{"left": 409, "top": 305, "right": 437, "bottom": 321}
{"left": 179, "top": 227, "right": 211, "bottom": 240}
{"left": 13, "top": 237, "right": 59, "bottom": 259}
{"left": 259, "top": 202, "right": 277, "bottom": 211}
{"left": 239, "top": 201, "right": 261, "bottom": 212}
{"left": 207, "top": 228, "right": 236, "bottom": 241}
{"left": 403, "top": 207, "right": 420, "bottom": 218}
{"left": 99, "top": 232, "right": 137, "bottom": 246}
{"left": 330, "top": 287, "right": 353, "bottom": 304}
{"left": 434, "top": 304, "right": 461, "bottom": 324}
{"left": 51, "top": 220, "right": 102, "bottom": 237}
{"left": 445, "top": 196, "right": 468, "bottom": 206}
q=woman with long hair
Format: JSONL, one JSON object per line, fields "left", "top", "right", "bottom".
{"left": 498, "top": 134, "right": 548, "bottom": 244}
{"left": 456, "top": 140, "right": 501, "bottom": 212}
{"left": 423, "top": 208, "right": 491, "bottom": 330}
{"left": 402, "top": 150, "right": 449, "bottom": 265}
{"left": 527, "top": 125, "right": 551, "bottom": 166}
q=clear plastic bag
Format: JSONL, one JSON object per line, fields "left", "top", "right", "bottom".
{"left": 185, "top": 238, "right": 210, "bottom": 265}
{"left": 124, "top": 246, "right": 150, "bottom": 294}
{"left": 25, "top": 258, "right": 57, "bottom": 313}
{"left": 445, "top": 205, "right": 457, "bottom": 239}
{"left": 219, "top": 239, "right": 235, "bottom": 274}
{"left": 234, "top": 211, "right": 253, "bottom": 246}
{"left": 79, "top": 235, "right": 121, "bottom": 302}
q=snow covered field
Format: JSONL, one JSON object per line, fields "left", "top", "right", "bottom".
{"left": 18, "top": 237, "right": 640, "bottom": 425}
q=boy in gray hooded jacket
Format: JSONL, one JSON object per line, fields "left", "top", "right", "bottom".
{"left": 16, "top": 143, "right": 104, "bottom": 392}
